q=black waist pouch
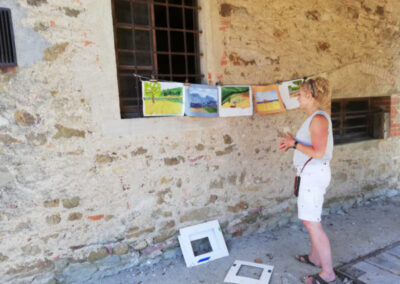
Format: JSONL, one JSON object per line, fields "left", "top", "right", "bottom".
{"left": 294, "top": 176, "right": 301, "bottom": 197}
{"left": 294, "top": 157, "right": 312, "bottom": 197}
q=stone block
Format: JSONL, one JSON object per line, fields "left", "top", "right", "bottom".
{"left": 133, "top": 240, "right": 148, "bottom": 250}
{"left": 68, "top": 212, "right": 82, "bottom": 221}
{"left": 228, "top": 201, "right": 249, "bottom": 213}
{"left": 27, "top": 0, "right": 47, "bottom": 6}
{"left": 53, "top": 124, "right": 85, "bottom": 139}
{"left": 179, "top": 207, "right": 218, "bottom": 223}
{"left": 44, "top": 43, "right": 69, "bottom": 62}
{"left": 62, "top": 197, "right": 80, "bottom": 209}
{"left": 153, "top": 229, "right": 177, "bottom": 243}
{"left": 46, "top": 214, "right": 61, "bottom": 225}
{"left": 14, "top": 110, "right": 36, "bottom": 126}
{"left": 126, "top": 227, "right": 155, "bottom": 239}
{"left": 43, "top": 199, "right": 59, "bottom": 208}
{"left": 21, "top": 244, "right": 41, "bottom": 256}
{"left": 95, "top": 255, "right": 121, "bottom": 270}
{"left": 0, "top": 134, "right": 24, "bottom": 145}
{"left": 0, "top": 253, "right": 9, "bottom": 262}
{"left": 25, "top": 132, "right": 47, "bottom": 146}
{"left": 62, "top": 262, "right": 97, "bottom": 282}
{"left": 113, "top": 243, "right": 129, "bottom": 255}
{"left": 6, "top": 259, "right": 55, "bottom": 278}
{"left": 88, "top": 247, "right": 109, "bottom": 262}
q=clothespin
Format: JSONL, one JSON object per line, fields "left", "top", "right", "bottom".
{"left": 149, "top": 75, "right": 157, "bottom": 82}
{"left": 184, "top": 79, "right": 191, "bottom": 87}
{"left": 215, "top": 80, "right": 223, "bottom": 86}
{"left": 276, "top": 80, "right": 282, "bottom": 85}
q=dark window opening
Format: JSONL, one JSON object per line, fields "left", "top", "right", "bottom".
{"left": 0, "top": 8, "right": 17, "bottom": 67}
{"left": 111, "top": 0, "right": 203, "bottom": 118}
{"left": 332, "top": 97, "right": 390, "bottom": 145}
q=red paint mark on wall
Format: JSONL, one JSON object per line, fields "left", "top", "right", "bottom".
{"left": 88, "top": 215, "right": 104, "bottom": 221}
{"left": 50, "top": 21, "right": 55, "bottom": 27}
{"left": 126, "top": 202, "right": 130, "bottom": 209}
{"left": 208, "top": 72, "right": 212, "bottom": 80}
{"left": 220, "top": 52, "right": 228, "bottom": 66}
{"left": 219, "top": 19, "right": 231, "bottom": 31}
{"left": 53, "top": 256, "right": 60, "bottom": 261}
{"left": 217, "top": 74, "right": 223, "bottom": 80}
{"left": 46, "top": 144, "right": 55, "bottom": 149}
{"left": 189, "top": 155, "right": 204, "bottom": 163}
{"left": 84, "top": 41, "right": 94, "bottom": 46}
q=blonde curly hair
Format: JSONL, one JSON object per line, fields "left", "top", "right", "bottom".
{"left": 300, "top": 77, "right": 331, "bottom": 114}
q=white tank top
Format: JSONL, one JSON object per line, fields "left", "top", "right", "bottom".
{"left": 293, "top": 110, "right": 333, "bottom": 169}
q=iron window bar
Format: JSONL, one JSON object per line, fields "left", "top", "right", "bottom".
{"left": 0, "top": 8, "right": 17, "bottom": 67}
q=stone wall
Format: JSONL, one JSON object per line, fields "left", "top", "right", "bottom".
{"left": 0, "top": 0, "right": 399, "bottom": 282}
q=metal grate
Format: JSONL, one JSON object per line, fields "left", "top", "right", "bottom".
{"left": 0, "top": 8, "right": 17, "bottom": 67}
{"left": 335, "top": 241, "right": 400, "bottom": 283}
{"left": 111, "top": 0, "right": 203, "bottom": 118}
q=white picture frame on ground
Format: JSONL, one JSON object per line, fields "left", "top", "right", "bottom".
{"left": 178, "top": 220, "right": 229, "bottom": 267}
{"left": 224, "top": 260, "right": 274, "bottom": 284}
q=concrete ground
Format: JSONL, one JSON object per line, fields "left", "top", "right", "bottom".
{"left": 98, "top": 194, "right": 400, "bottom": 284}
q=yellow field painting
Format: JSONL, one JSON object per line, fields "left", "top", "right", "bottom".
{"left": 144, "top": 99, "right": 183, "bottom": 115}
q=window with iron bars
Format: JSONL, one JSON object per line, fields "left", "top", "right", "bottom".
{"left": 332, "top": 97, "right": 390, "bottom": 145}
{"left": 0, "top": 8, "right": 17, "bottom": 67}
{"left": 111, "top": 0, "right": 203, "bottom": 118}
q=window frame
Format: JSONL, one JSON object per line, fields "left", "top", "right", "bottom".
{"left": 111, "top": 0, "right": 203, "bottom": 118}
{"left": 331, "top": 97, "right": 373, "bottom": 145}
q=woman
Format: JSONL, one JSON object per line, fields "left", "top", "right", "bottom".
{"left": 278, "top": 77, "right": 336, "bottom": 284}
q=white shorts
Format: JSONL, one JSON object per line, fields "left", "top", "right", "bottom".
{"left": 297, "top": 162, "right": 331, "bottom": 222}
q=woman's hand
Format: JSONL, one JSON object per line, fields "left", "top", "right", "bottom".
{"left": 278, "top": 132, "right": 295, "bottom": 152}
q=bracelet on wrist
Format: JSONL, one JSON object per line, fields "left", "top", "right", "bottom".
{"left": 293, "top": 140, "right": 298, "bottom": 149}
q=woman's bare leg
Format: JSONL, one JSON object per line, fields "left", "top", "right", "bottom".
{"left": 303, "top": 220, "right": 336, "bottom": 283}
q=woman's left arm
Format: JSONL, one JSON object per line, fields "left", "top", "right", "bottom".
{"left": 278, "top": 115, "right": 328, "bottom": 158}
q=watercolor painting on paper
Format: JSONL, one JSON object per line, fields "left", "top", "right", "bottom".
{"left": 252, "top": 84, "right": 285, "bottom": 115}
{"left": 185, "top": 84, "right": 219, "bottom": 117}
{"left": 278, "top": 78, "right": 303, "bottom": 110}
{"left": 142, "top": 81, "right": 184, "bottom": 116}
{"left": 219, "top": 86, "right": 253, "bottom": 117}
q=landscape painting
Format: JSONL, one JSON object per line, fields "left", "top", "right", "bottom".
{"left": 278, "top": 78, "right": 304, "bottom": 110}
{"left": 252, "top": 84, "right": 285, "bottom": 115}
{"left": 219, "top": 85, "right": 253, "bottom": 117}
{"left": 142, "top": 81, "right": 184, "bottom": 116}
{"left": 185, "top": 84, "right": 219, "bottom": 117}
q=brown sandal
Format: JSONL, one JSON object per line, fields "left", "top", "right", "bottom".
{"left": 303, "top": 273, "right": 337, "bottom": 284}
{"left": 296, "top": 254, "right": 321, "bottom": 267}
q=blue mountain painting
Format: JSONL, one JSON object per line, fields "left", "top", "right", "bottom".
{"left": 189, "top": 93, "right": 217, "bottom": 108}
{"left": 185, "top": 84, "right": 219, "bottom": 117}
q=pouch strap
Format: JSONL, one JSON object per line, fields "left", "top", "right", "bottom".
{"left": 300, "top": 158, "right": 313, "bottom": 174}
